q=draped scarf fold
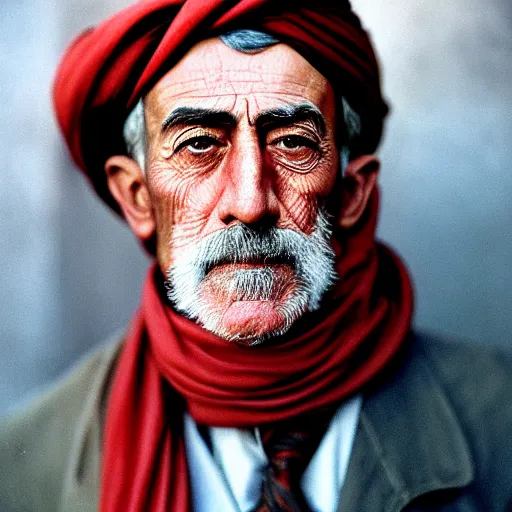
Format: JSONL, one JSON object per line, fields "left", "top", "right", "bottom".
{"left": 100, "top": 191, "right": 414, "bottom": 511}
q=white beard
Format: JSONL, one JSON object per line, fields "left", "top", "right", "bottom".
{"left": 165, "top": 208, "right": 337, "bottom": 344}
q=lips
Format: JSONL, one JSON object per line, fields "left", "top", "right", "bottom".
{"left": 202, "top": 255, "right": 293, "bottom": 278}
{"left": 201, "top": 263, "right": 296, "bottom": 303}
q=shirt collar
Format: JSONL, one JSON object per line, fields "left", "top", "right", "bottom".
{"left": 189, "top": 396, "right": 362, "bottom": 512}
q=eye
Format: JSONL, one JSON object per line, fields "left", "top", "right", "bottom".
{"left": 274, "top": 135, "right": 316, "bottom": 151}
{"left": 175, "top": 136, "right": 220, "bottom": 155}
{"left": 268, "top": 134, "right": 321, "bottom": 173}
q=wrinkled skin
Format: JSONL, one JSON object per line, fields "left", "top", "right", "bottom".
{"left": 108, "top": 38, "right": 351, "bottom": 342}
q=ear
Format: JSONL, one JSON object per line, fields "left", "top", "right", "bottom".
{"left": 105, "top": 155, "right": 156, "bottom": 241}
{"left": 338, "top": 155, "right": 380, "bottom": 229}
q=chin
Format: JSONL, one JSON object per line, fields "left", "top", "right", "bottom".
{"left": 199, "top": 297, "right": 302, "bottom": 346}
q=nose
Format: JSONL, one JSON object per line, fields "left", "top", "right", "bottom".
{"left": 218, "top": 134, "right": 280, "bottom": 228}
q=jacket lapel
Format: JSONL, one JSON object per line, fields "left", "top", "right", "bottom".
{"left": 60, "top": 337, "right": 121, "bottom": 512}
{"left": 338, "top": 338, "right": 474, "bottom": 512}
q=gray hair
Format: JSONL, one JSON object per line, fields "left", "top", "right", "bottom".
{"left": 123, "top": 99, "right": 146, "bottom": 170}
{"left": 123, "top": 29, "right": 361, "bottom": 173}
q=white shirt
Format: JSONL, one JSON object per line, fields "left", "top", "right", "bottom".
{"left": 184, "top": 395, "right": 362, "bottom": 512}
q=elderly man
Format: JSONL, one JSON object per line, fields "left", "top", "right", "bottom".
{"left": 1, "top": 1, "right": 512, "bottom": 511}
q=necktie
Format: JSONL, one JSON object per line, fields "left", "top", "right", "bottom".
{"left": 253, "top": 412, "right": 334, "bottom": 512}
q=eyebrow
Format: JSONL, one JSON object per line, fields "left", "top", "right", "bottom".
{"left": 161, "top": 107, "right": 237, "bottom": 132}
{"left": 254, "top": 103, "right": 326, "bottom": 137}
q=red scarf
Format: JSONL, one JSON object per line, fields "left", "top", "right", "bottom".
{"left": 100, "top": 191, "right": 414, "bottom": 511}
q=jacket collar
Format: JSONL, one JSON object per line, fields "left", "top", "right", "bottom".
{"left": 338, "top": 334, "right": 474, "bottom": 512}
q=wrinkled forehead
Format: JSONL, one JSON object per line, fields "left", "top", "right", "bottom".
{"left": 144, "top": 38, "right": 335, "bottom": 125}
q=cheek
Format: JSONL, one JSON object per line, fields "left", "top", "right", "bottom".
{"left": 147, "top": 159, "right": 224, "bottom": 265}
{"left": 275, "top": 149, "right": 338, "bottom": 233}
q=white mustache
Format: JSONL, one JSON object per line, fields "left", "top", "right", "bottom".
{"left": 187, "top": 223, "right": 301, "bottom": 281}
{"left": 165, "top": 208, "right": 337, "bottom": 342}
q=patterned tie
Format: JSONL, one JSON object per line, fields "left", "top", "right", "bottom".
{"left": 253, "top": 412, "right": 334, "bottom": 512}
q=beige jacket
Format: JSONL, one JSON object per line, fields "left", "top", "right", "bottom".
{"left": 1, "top": 332, "right": 512, "bottom": 511}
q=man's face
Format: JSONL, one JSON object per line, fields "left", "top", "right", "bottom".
{"left": 143, "top": 38, "right": 340, "bottom": 344}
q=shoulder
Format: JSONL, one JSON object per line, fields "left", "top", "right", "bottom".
{"left": 353, "top": 331, "right": 512, "bottom": 511}
{"left": 411, "top": 331, "right": 512, "bottom": 507}
{"left": 414, "top": 331, "right": 512, "bottom": 426}
{"left": 0, "top": 335, "right": 122, "bottom": 512}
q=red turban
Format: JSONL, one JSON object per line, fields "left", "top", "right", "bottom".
{"left": 53, "top": 0, "right": 388, "bottom": 214}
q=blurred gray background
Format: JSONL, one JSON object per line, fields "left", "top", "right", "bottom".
{"left": 1, "top": 0, "right": 511, "bottom": 414}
